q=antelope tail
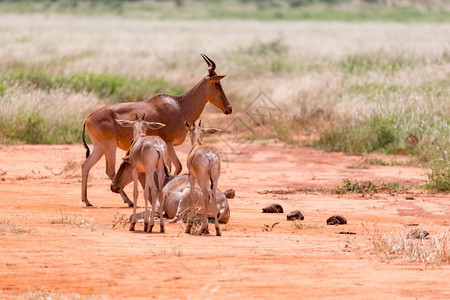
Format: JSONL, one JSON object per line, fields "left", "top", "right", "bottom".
{"left": 208, "top": 158, "right": 214, "bottom": 190}
{"left": 82, "top": 121, "right": 90, "bottom": 158}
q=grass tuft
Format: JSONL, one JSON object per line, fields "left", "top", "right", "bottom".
{"left": 365, "top": 224, "right": 450, "bottom": 264}
{"left": 0, "top": 220, "right": 33, "bottom": 235}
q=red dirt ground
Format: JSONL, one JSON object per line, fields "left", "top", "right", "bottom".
{"left": 0, "top": 143, "right": 449, "bottom": 299}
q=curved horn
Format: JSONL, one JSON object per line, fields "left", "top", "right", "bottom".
{"left": 198, "top": 120, "right": 202, "bottom": 127}
{"left": 135, "top": 113, "right": 139, "bottom": 120}
{"left": 201, "top": 53, "right": 216, "bottom": 76}
{"left": 142, "top": 113, "right": 145, "bottom": 120}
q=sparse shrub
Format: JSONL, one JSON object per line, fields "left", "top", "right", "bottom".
{"left": 111, "top": 212, "right": 130, "bottom": 229}
{"left": 425, "top": 150, "right": 450, "bottom": 192}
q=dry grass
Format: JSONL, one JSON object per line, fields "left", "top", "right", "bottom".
{"left": 364, "top": 224, "right": 450, "bottom": 264}
{"left": 49, "top": 210, "right": 94, "bottom": 228}
{"left": 0, "top": 220, "right": 33, "bottom": 235}
{"left": 292, "top": 221, "right": 322, "bottom": 230}
{"left": 110, "top": 212, "right": 130, "bottom": 229}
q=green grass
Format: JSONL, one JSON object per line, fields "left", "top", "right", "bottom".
{"left": 0, "top": 70, "right": 184, "bottom": 144}
{"left": 0, "top": 110, "right": 82, "bottom": 144}
{"left": 1, "top": 1, "right": 449, "bottom": 22}
{"left": 331, "top": 178, "right": 408, "bottom": 195}
{"left": 2, "top": 70, "right": 185, "bottom": 104}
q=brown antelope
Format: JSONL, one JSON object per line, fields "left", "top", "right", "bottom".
{"left": 81, "top": 53, "right": 232, "bottom": 207}
{"left": 115, "top": 114, "right": 169, "bottom": 233}
{"left": 185, "top": 120, "right": 222, "bottom": 236}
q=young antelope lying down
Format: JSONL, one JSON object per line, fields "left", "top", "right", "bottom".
{"left": 185, "top": 120, "right": 222, "bottom": 236}
{"left": 115, "top": 114, "right": 170, "bottom": 233}
{"left": 111, "top": 171, "right": 231, "bottom": 224}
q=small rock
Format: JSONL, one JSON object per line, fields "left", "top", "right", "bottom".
{"left": 262, "top": 203, "right": 284, "bottom": 213}
{"left": 407, "top": 228, "right": 429, "bottom": 239}
{"left": 286, "top": 210, "right": 304, "bottom": 221}
{"left": 326, "top": 215, "right": 347, "bottom": 225}
{"left": 224, "top": 189, "right": 235, "bottom": 199}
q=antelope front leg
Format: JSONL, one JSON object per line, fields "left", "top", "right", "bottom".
{"left": 200, "top": 187, "right": 210, "bottom": 235}
{"left": 159, "top": 190, "right": 165, "bottom": 233}
{"left": 129, "top": 169, "right": 139, "bottom": 231}
{"left": 148, "top": 188, "right": 158, "bottom": 233}
{"left": 185, "top": 176, "right": 196, "bottom": 234}
{"left": 211, "top": 188, "right": 221, "bottom": 236}
{"left": 143, "top": 177, "right": 150, "bottom": 232}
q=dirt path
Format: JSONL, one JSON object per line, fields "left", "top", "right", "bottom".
{"left": 0, "top": 144, "right": 449, "bottom": 299}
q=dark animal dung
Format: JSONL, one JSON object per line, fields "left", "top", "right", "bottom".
{"left": 326, "top": 215, "right": 347, "bottom": 225}
{"left": 286, "top": 210, "right": 304, "bottom": 221}
{"left": 262, "top": 203, "right": 284, "bottom": 213}
{"left": 225, "top": 189, "right": 236, "bottom": 199}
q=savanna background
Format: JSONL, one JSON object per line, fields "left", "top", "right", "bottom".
{"left": 0, "top": 0, "right": 449, "bottom": 299}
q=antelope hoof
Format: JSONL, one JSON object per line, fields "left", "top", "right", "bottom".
{"left": 160, "top": 226, "right": 165, "bottom": 233}
{"left": 127, "top": 202, "right": 134, "bottom": 208}
{"left": 185, "top": 224, "right": 192, "bottom": 234}
{"left": 147, "top": 225, "right": 154, "bottom": 233}
{"left": 129, "top": 223, "right": 136, "bottom": 231}
{"left": 216, "top": 229, "right": 222, "bottom": 236}
{"left": 144, "top": 223, "right": 149, "bottom": 232}
{"left": 84, "top": 201, "right": 93, "bottom": 207}
{"left": 200, "top": 228, "right": 209, "bottom": 235}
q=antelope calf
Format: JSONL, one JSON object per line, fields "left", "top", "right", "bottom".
{"left": 185, "top": 120, "right": 222, "bottom": 236}
{"left": 115, "top": 114, "right": 170, "bottom": 233}
{"left": 111, "top": 170, "right": 231, "bottom": 224}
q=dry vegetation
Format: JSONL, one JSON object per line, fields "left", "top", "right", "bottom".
{"left": 0, "top": 13, "right": 448, "bottom": 189}
{"left": 364, "top": 224, "right": 450, "bottom": 264}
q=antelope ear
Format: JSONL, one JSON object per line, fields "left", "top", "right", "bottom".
{"left": 116, "top": 119, "right": 135, "bottom": 128}
{"left": 143, "top": 121, "right": 166, "bottom": 130}
{"left": 207, "top": 75, "right": 226, "bottom": 82}
{"left": 202, "top": 128, "right": 221, "bottom": 135}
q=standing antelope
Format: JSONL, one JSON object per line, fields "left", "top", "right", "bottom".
{"left": 81, "top": 53, "right": 232, "bottom": 207}
{"left": 115, "top": 114, "right": 170, "bottom": 233}
{"left": 185, "top": 120, "right": 222, "bottom": 236}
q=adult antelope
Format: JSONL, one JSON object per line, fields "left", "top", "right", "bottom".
{"left": 185, "top": 120, "right": 222, "bottom": 236}
{"left": 81, "top": 53, "right": 232, "bottom": 207}
{"left": 115, "top": 114, "right": 169, "bottom": 233}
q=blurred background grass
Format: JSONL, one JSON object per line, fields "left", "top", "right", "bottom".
{"left": 0, "top": 0, "right": 448, "bottom": 191}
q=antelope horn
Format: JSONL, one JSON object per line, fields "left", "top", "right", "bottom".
{"left": 201, "top": 53, "right": 216, "bottom": 76}
{"left": 198, "top": 120, "right": 202, "bottom": 127}
{"left": 135, "top": 113, "right": 139, "bottom": 120}
{"left": 142, "top": 113, "right": 145, "bottom": 120}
